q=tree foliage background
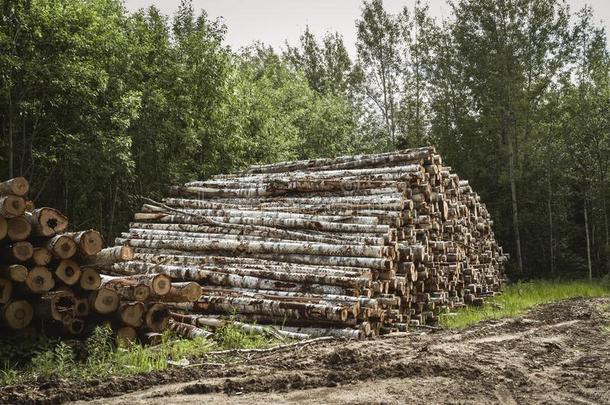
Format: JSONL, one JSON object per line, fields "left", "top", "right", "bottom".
{"left": 0, "top": 0, "right": 608, "bottom": 279}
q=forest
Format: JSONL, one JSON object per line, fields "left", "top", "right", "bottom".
{"left": 0, "top": 0, "right": 608, "bottom": 280}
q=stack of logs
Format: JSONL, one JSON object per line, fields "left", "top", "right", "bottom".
{"left": 107, "top": 146, "right": 508, "bottom": 339}
{"left": 0, "top": 177, "right": 203, "bottom": 344}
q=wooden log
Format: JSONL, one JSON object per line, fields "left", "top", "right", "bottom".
{"left": 116, "top": 326, "right": 137, "bottom": 347}
{"left": 126, "top": 226, "right": 387, "bottom": 247}
{"left": 0, "top": 216, "right": 7, "bottom": 240}
{"left": 200, "top": 286, "right": 378, "bottom": 309}
{"left": 144, "top": 303, "right": 170, "bottom": 332}
{"left": 54, "top": 259, "right": 81, "bottom": 286}
{"left": 242, "top": 147, "right": 434, "bottom": 174}
{"left": 131, "top": 213, "right": 391, "bottom": 235}
{"left": 74, "top": 297, "right": 90, "bottom": 317}
{"left": 151, "top": 281, "right": 201, "bottom": 303}
{"left": 279, "top": 325, "right": 363, "bottom": 339}
{"left": 99, "top": 275, "right": 151, "bottom": 301}
{"left": 117, "top": 261, "right": 370, "bottom": 289}
{"left": 36, "top": 290, "right": 75, "bottom": 321}
{"left": 46, "top": 234, "right": 77, "bottom": 259}
{"left": 81, "top": 246, "right": 134, "bottom": 267}
{"left": 0, "top": 177, "right": 29, "bottom": 196}
{"left": 0, "top": 195, "right": 25, "bottom": 218}
{"left": 64, "top": 230, "right": 104, "bottom": 257}
{"left": 198, "top": 296, "right": 349, "bottom": 322}
{"left": 30, "top": 247, "right": 53, "bottom": 266}
{"left": 1, "top": 241, "right": 34, "bottom": 262}
{"left": 117, "top": 301, "right": 145, "bottom": 328}
{"left": 7, "top": 216, "right": 31, "bottom": 241}
{"left": 141, "top": 331, "right": 163, "bottom": 346}
{"left": 0, "top": 264, "right": 27, "bottom": 282}
{"left": 2, "top": 300, "right": 33, "bottom": 329}
{"left": 26, "top": 208, "right": 68, "bottom": 237}
{"left": 65, "top": 318, "right": 85, "bottom": 335}
{"left": 168, "top": 320, "right": 212, "bottom": 339}
{"left": 129, "top": 250, "right": 392, "bottom": 272}
{"left": 0, "top": 278, "right": 13, "bottom": 304}
{"left": 25, "top": 266, "right": 54, "bottom": 293}
{"left": 113, "top": 273, "right": 171, "bottom": 296}
{"left": 130, "top": 253, "right": 373, "bottom": 277}
{"left": 79, "top": 267, "right": 102, "bottom": 290}
{"left": 89, "top": 288, "right": 120, "bottom": 315}
{"left": 117, "top": 237, "right": 390, "bottom": 259}
{"left": 112, "top": 263, "right": 351, "bottom": 296}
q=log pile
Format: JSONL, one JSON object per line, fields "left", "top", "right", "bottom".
{"left": 109, "top": 146, "right": 508, "bottom": 339}
{"left": 0, "top": 177, "right": 193, "bottom": 345}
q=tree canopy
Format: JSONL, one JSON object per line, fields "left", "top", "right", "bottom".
{"left": 0, "top": 0, "right": 608, "bottom": 279}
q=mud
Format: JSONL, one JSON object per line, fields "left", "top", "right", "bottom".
{"left": 2, "top": 297, "right": 610, "bottom": 404}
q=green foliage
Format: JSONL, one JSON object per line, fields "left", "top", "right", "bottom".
{"left": 0, "top": 0, "right": 608, "bottom": 279}
{"left": 213, "top": 323, "right": 270, "bottom": 350}
{"left": 0, "top": 324, "right": 277, "bottom": 386}
{"left": 440, "top": 280, "right": 610, "bottom": 329}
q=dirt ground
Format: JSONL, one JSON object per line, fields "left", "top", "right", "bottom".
{"left": 2, "top": 297, "right": 610, "bottom": 404}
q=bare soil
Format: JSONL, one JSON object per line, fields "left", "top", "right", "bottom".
{"left": 2, "top": 297, "right": 610, "bottom": 404}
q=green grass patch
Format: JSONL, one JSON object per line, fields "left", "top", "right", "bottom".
{"left": 440, "top": 280, "right": 610, "bottom": 329}
{"left": 0, "top": 323, "right": 281, "bottom": 387}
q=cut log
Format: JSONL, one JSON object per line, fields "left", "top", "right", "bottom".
{"left": 111, "top": 273, "right": 171, "bottom": 296}
{"left": 151, "top": 281, "right": 201, "bottom": 303}
{"left": 7, "top": 216, "right": 31, "bottom": 241}
{"left": 64, "top": 230, "right": 104, "bottom": 257}
{"left": 2, "top": 300, "right": 34, "bottom": 329}
{"left": 0, "top": 216, "right": 7, "bottom": 240}
{"left": 54, "top": 259, "right": 81, "bottom": 286}
{"left": 89, "top": 288, "right": 120, "bottom": 314}
{"left": 26, "top": 208, "right": 69, "bottom": 237}
{"left": 279, "top": 325, "right": 363, "bottom": 339}
{"left": 81, "top": 246, "right": 134, "bottom": 266}
{"left": 144, "top": 303, "right": 170, "bottom": 332}
{"left": 46, "top": 234, "right": 77, "bottom": 259}
{"left": 30, "top": 247, "right": 53, "bottom": 266}
{"left": 117, "top": 301, "right": 145, "bottom": 328}
{"left": 0, "top": 278, "right": 13, "bottom": 304}
{"left": 25, "top": 266, "right": 54, "bottom": 293}
{"left": 0, "top": 264, "right": 27, "bottom": 282}
{"left": 79, "top": 267, "right": 102, "bottom": 290}
{"left": 0, "top": 177, "right": 29, "bottom": 196}
{"left": 74, "top": 298, "right": 90, "bottom": 317}
{"left": 116, "top": 326, "right": 137, "bottom": 347}
{"left": 168, "top": 320, "right": 212, "bottom": 339}
{"left": 99, "top": 275, "right": 151, "bottom": 301}
{"left": 65, "top": 318, "right": 85, "bottom": 335}
{"left": 0, "top": 195, "right": 26, "bottom": 218}
{"left": 1, "top": 241, "right": 34, "bottom": 262}
{"left": 36, "top": 290, "right": 75, "bottom": 321}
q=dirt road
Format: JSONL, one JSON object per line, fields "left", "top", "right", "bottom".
{"left": 3, "top": 297, "right": 610, "bottom": 404}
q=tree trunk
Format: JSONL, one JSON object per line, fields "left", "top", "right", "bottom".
{"left": 507, "top": 133, "right": 523, "bottom": 274}
{"left": 584, "top": 197, "right": 592, "bottom": 281}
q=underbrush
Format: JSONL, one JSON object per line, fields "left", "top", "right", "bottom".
{"left": 0, "top": 323, "right": 278, "bottom": 386}
{"left": 440, "top": 279, "right": 610, "bottom": 329}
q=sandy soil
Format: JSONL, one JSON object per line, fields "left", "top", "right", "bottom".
{"left": 2, "top": 297, "right": 610, "bottom": 404}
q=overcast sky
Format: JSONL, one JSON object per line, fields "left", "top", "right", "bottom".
{"left": 123, "top": 0, "right": 610, "bottom": 55}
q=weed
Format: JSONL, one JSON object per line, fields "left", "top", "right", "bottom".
{"left": 0, "top": 323, "right": 278, "bottom": 386}
{"left": 440, "top": 279, "right": 610, "bottom": 329}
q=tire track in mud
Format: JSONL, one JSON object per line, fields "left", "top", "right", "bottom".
{"left": 2, "top": 297, "right": 610, "bottom": 405}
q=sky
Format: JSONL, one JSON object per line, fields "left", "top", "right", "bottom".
{"left": 123, "top": 0, "right": 610, "bottom": 55}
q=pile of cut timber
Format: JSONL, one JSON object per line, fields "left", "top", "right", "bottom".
{"left": 0, "top": 177, "right": 193, "bottom": 344}
{"left": 109, "top": 146, "right": 507, "bottom": 339}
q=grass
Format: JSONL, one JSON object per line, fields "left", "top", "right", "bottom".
{"left": 440, "top": 279, "right": 610, "bottom": 329}
{"left": 0, "top": 322, "right": 279, "bottom": 386}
